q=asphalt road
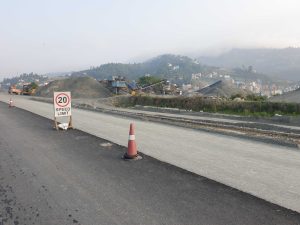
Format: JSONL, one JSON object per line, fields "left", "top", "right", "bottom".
{"left": 1, "top": 102, "right": 300, "bottom": 225}
{"left": 1, "top": 94, "right": 300, "bottom": 214}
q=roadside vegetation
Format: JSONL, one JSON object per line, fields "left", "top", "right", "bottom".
{"left": 118, "top": 95, "right": 300, "bottom": 117}
{"left": 230, "top": 93, "right": 268, "bottom": 102}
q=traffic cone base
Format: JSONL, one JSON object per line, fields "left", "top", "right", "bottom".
{"left": 123, "top": 152, "right": 142, "bottom": 160}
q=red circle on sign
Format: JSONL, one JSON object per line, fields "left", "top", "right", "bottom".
{"left": 55, "top": 93, "right": 70, "bottom": 107}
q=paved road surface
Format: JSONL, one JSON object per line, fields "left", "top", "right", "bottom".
{"left": 1, "top": 102, "right": 300, "bottom": 224}
{"left": 1, "top": 94, "right": 300, "bottom": 213}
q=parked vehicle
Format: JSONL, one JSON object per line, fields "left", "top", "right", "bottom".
{"left": 22, "top": 83, "right": 37, "bottom": 95}
{"left": 8, "top": 85, "right": 22, "bottom": 95}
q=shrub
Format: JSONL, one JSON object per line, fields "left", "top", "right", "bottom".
{"left": 118, "top": 96, "right": 300, "bottom": 116}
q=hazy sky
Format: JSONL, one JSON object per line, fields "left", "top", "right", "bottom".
{"left": 1, "top": 0, "right": 300, "bottom": 79}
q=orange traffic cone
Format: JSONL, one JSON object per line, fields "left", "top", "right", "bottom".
{"left": 123, "top": 123, "right": 142, "bottom": 160}
{"left": 8, "top": 98, "right": 14, "bottom": 107}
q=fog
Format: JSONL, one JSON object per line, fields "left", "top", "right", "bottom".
{"left": 1, "top": 0, "right": 300, "bottom": 79}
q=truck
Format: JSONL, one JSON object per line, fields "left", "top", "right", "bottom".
{"left": 8, "top": 85, "right": 22, "bottom": 95}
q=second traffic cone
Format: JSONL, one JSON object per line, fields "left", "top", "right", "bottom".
{"left": 8, "top": 98, "right": 14, "bottom": 107}
{"left": 123, "top": 123, "right": 141, "bottom": 160}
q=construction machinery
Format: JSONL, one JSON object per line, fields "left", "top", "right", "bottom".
{"left": 8, "top": 85, "right": 22, "bottom": 95}
{"left": 126, "top": 79, "right": 168, "bottom": 96}
{"left": 22, "top": 83, "right": 37, "bottom": 95}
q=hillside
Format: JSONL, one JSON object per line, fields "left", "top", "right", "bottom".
{"left": 71, "top": 54, "right": 208, "bottom": 84}
{"left": 72, "top": 54, "right": 274, "bottom": 85}
{"left": 269, "top": 88, "right": 300, "bottom": 103}
{"left": 197, "top": 80, "right": 250, "bottom": 98}
{"left": 198, "top": 48, "right": 300, "bottom": 81}
{"left": 36, "top": 77, "right": 112, "bottom": 98}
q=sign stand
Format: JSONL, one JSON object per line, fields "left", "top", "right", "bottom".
{"left": 53, "top": 116, "right": 73, "bottom": 130}
{"left": 53, "top": 91, "right": 73, "bottom": 131}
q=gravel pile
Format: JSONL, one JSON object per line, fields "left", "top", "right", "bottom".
{"left": 36, "top": 76, "right": 112, "bottom": 99}
{"left": 270, "top": 88, "right": 300, "bottom": 103}
{"left": 197, "top": 80, "right": 250, "bottom": 98}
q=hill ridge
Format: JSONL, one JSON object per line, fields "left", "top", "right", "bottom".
{"left": 199, "top": 48, "right": 300, "bottom": 81}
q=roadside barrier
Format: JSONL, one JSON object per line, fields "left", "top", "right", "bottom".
{"left": 123, "top": 123, "right": 142, "bottom": 160}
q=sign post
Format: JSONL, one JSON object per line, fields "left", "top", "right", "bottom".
{"left": 53, "top": 91, "right": 73, "bottom": 130}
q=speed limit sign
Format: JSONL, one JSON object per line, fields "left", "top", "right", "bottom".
{"left": 53, "top": 92, "right": 72, "bottom": 117}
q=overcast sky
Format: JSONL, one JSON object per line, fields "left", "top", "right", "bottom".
{"left": 1, "top": 0, "right": 300, "bottom": 79}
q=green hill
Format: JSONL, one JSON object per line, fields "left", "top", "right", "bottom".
{"left": 71, "top": 54, "right": 208, "bottom": 84}
{"left": 71, "top": 54, "right": 274, "bottom": 84}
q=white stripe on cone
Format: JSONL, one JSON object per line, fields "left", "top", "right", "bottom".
{"left": 129, "top": 135, "right": 135, "bottom": 141}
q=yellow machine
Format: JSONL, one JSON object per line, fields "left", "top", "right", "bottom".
{"left": 22, "top": 83, "right": 37, "bottom": 95}
{"left": 8, "top": 85, "right": 22, "bottom": 95}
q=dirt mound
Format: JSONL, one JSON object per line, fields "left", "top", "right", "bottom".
{"left": 270, "top": 88, "right": 300, "bottom": 103}
{"left": 197, "top": 80, "right": 250, "bottom": 98}
{"left": 36, "top": 77, "right": 112, "bottom": 98}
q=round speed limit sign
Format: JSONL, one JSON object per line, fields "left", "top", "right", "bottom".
{"left": 55, "top": 93, "right": 70, "bottom": 107}
{"left": 53, "top": 92, "right": 72, "bottom": 117}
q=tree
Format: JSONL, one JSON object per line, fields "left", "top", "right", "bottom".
{"left": 138, "top": 76, "right": 162, "bottom": 87}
